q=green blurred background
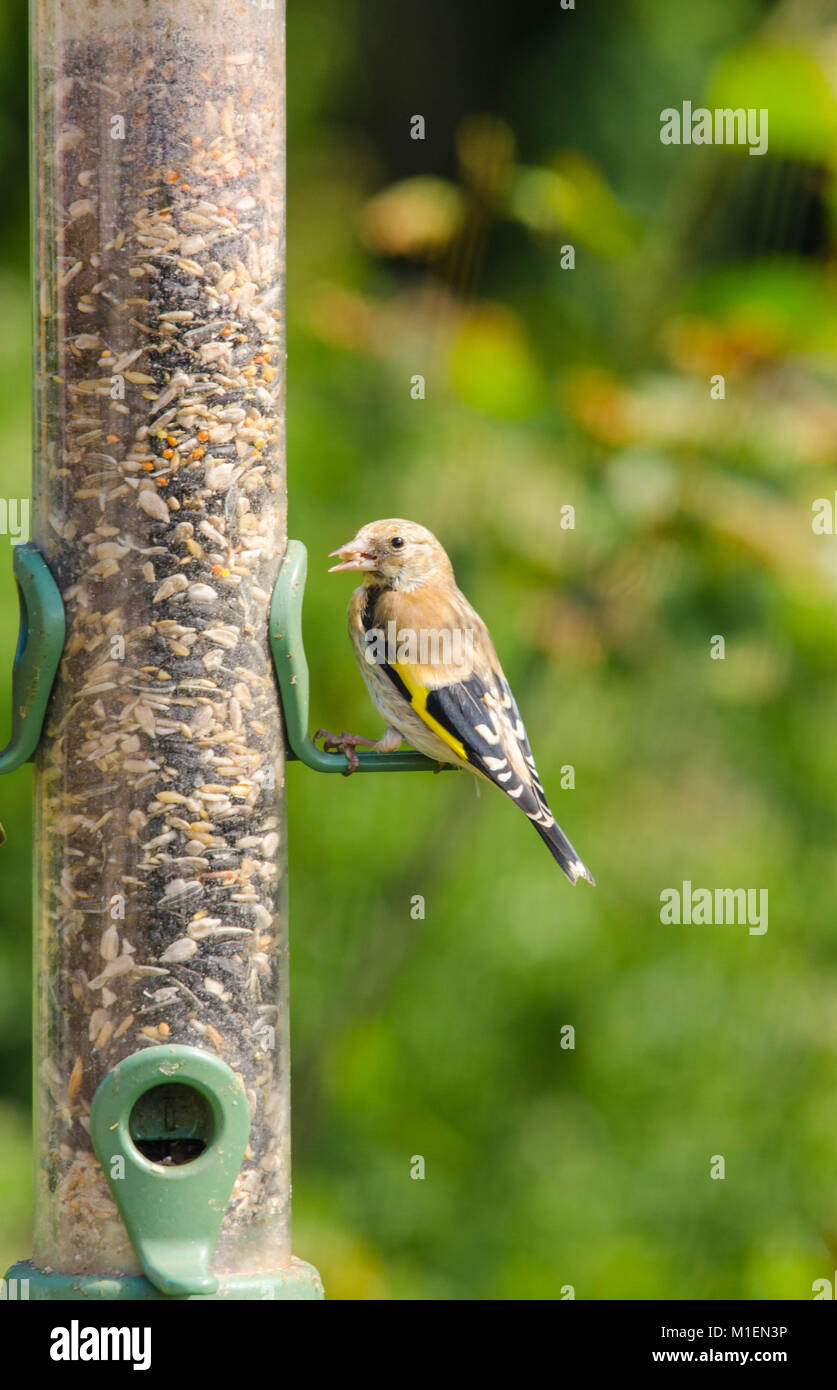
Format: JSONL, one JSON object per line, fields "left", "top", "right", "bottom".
{"left": 3, "top": 0, "right": 837, "bottom": 1299}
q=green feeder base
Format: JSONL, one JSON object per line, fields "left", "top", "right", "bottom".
{"left": 3, "top": 1257, "right": 323, "bottom": 1301}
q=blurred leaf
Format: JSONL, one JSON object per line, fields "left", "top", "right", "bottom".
{"left": 673, "top": 260, "right": 837, "bottom": 357}
{"left": 359, "top": 177, "right": 466, "bottom": 259}
{"left": 449, "top": 304, "right": 545, "bottom": 418}
{"left": 511, "top": 153, "right": 638, "bottom": 256}
{"left": 707, "top": 44, "right": 837, "bottom": 163}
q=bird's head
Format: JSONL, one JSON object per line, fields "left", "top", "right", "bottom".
{"left": 328, "top": 519, "right": 453, "bottom": 590}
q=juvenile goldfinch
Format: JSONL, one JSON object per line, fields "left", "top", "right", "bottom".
{"left": 324, "top": 519, "right": 595, "bottom": 886}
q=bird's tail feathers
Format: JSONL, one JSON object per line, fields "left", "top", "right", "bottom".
{"left": 532, "top": 817, "right": 595, "bottom": 886}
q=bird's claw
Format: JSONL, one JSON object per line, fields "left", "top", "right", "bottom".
{"left": 314, "top": 728, "right": 377, "bottom": 775}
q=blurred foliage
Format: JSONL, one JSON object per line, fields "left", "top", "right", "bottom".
{"left": 2, "top": 0, "right": 837, "bottom": 1298}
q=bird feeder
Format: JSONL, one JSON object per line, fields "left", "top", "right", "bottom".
{"left": 2, "top": 0, "right": 439, "bottom": 1302}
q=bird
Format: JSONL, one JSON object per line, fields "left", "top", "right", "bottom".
{"left": 320, "top": 518, "right": 595, "bottom": 885}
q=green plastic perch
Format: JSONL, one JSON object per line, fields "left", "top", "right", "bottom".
{"left": 0, "top": 543, "right": 65, "bottom": 774}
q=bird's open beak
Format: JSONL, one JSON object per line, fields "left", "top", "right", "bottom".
{"left": 328, "top": 541, "right": 378, "bottom": 572}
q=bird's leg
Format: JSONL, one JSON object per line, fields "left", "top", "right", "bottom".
{"left": 314, "top": 725, "right": 403, "bottom": 773}
{"left": 372, "top": 726, "right": 403, "bottom": 754}
{"left": 314, "top": 728, "right": 378, "bottom": 774}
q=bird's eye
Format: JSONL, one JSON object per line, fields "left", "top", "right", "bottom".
{"left": 391, "top": 536, "right": 404, "bottom": 549}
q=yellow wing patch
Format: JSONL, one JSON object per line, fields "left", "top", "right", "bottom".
{"left": 393, "top": 662, "right": 468, "bottom": 761}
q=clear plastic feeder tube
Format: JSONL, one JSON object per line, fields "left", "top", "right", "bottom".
{"left": 30, "top": 0, "right": 288, "bottom": 1275}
